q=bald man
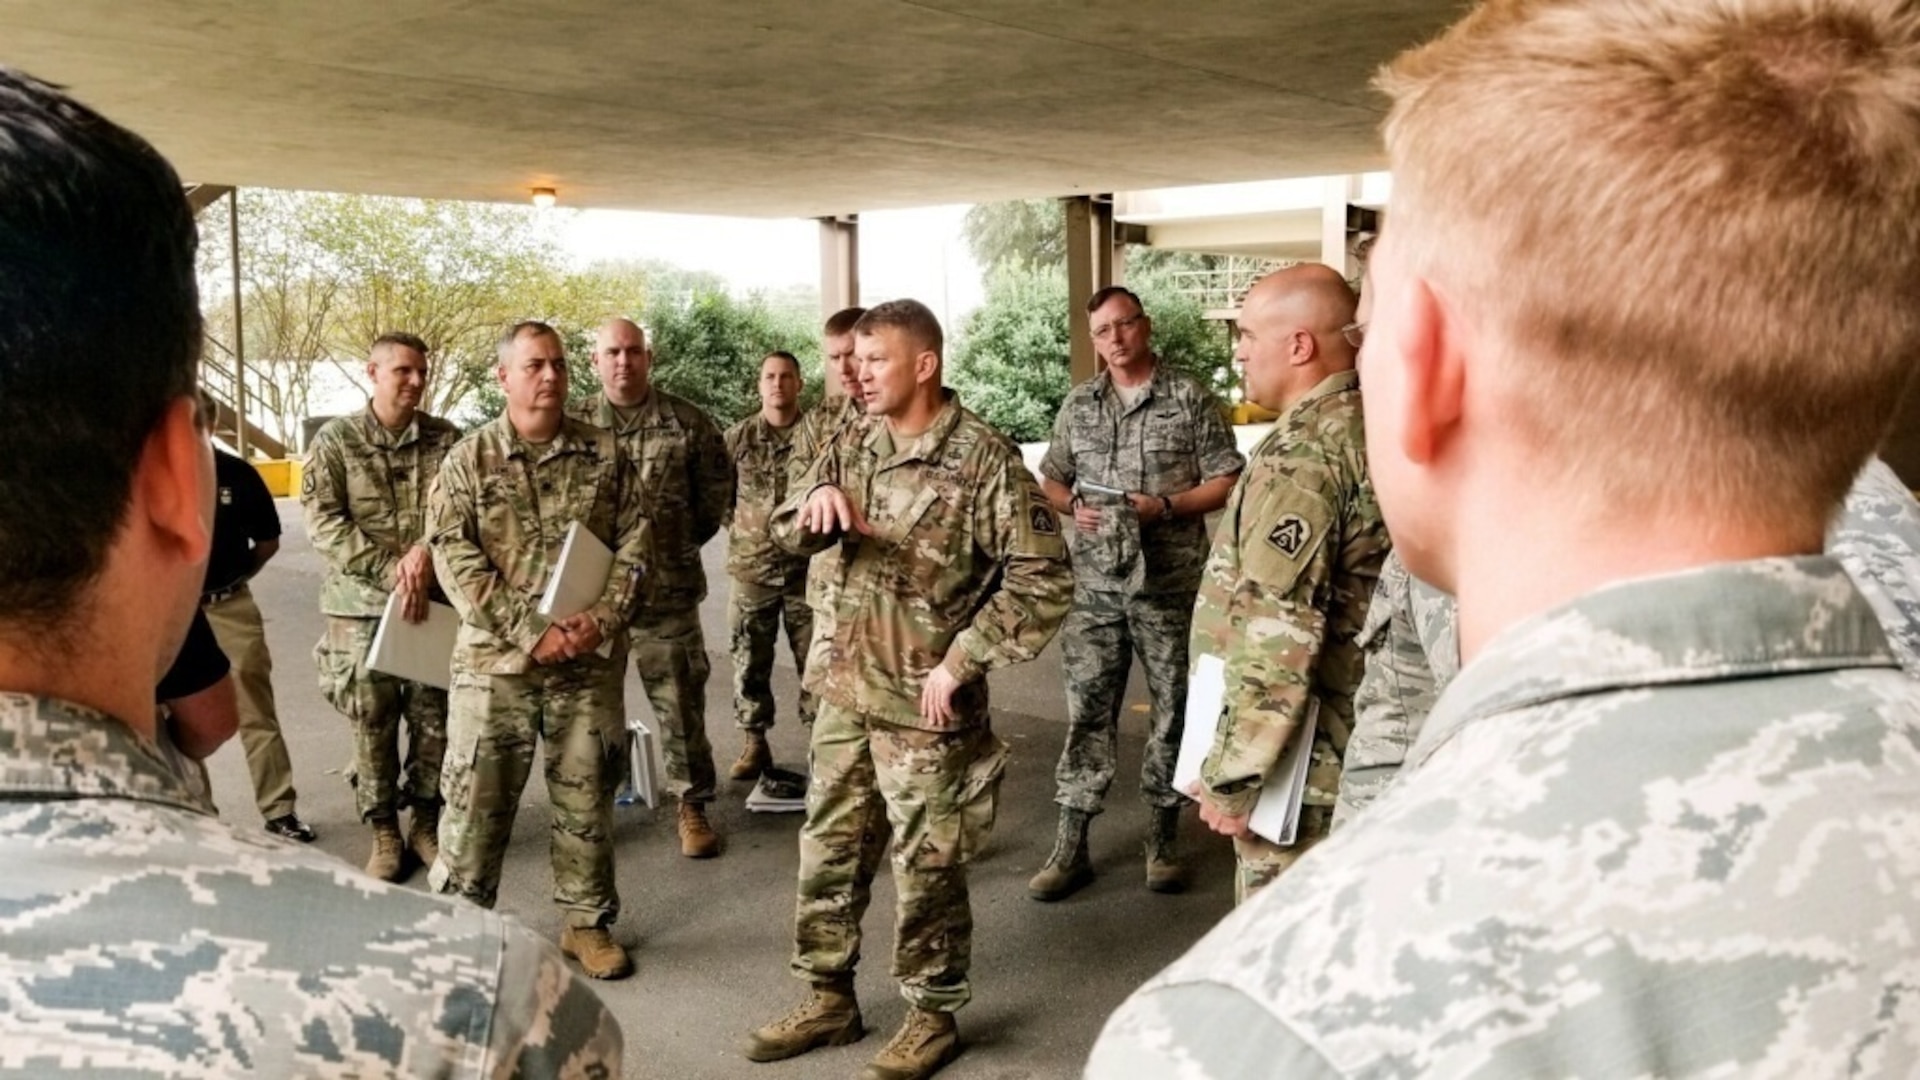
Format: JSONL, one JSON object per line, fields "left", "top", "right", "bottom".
{"left": 1188, "top": 264, "right": 1389, "bottom": 902}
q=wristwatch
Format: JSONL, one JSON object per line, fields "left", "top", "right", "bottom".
{"left": 1158, "top": 494, "right": 1175, "bottom": 519}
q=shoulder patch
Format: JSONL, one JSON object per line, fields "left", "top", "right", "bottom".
{"left": 301, "top": 467, "right": 316, "bottom": 496}
{"left": 1268, "top": 513, "right": 1310, "bottom": 558}
{"left": 1030, "top": 503, "right": 1058, "bottom": 536}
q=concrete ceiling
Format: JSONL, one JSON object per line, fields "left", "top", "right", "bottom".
{"left": 0, "top": 1, "right": 1464, "bottom": 217}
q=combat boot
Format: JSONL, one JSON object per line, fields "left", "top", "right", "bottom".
{"left": 861, "top": 1007, "right": 959, "bottom": 1080}
{"left": 1145, "top": 804, "right": 1187, "bottom": 894}
{"left": 364, "top": 816, "right": 405, "bottom": 882}
{"left": 408, "top": 804, "right": 440, "bottom": 869}
{"left": 730, "top": 731, "right": 772, "bottom": 780}
{"left": 678, "top": 800, "right": 720, "bottom": 859}
{"left": 559, "top": 926, "right": 633, "bottom": 980}
{"left": 1027, "top": 807, "right": 1093, "bottom": 901}
{"left": 741, "top": 978, "right": 864, "bottom": 1062}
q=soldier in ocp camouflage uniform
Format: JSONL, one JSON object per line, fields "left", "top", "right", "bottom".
{"left": 302, "top": 331, "right": 461, "bottom": 882}
{"left": 1188, "top": 265, "right": 1387, "bottom": 904}
{"left": 428, "top": 321, "right": 651, "bottom": 981}
{"left": 1031, "top": 286, "right": 1244, "bottom": 901}
{"left": 792, "top": 306, "right": 871, "bottom": 700}
{"left": 745, "top": 301, "right": 1071, "bottom": 1080}
{"left": 0, "top": 70, "right": 622, "bottom": 1076}
{"left": 568, "top": 316, "right": 735, "bottom": 858}
{"left": 724, "top": 351, "right": 815, "bottom": 780}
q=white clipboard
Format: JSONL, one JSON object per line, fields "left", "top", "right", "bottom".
{"left": 366, "top": 592, "right": 458, "bottom": 690}
{"left": 537, "top": 521, "right": 614, "bottom": 619}
{"left": 1175, "top": 653, "right": 1318, "bottom": 846}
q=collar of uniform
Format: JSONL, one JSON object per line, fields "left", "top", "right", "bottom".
{"left": 493, "top": 414, "right": 584, "bottom": 463}
{"left": 1090, "top": 357, "right": 1163, "bottom": 412}
{"left": 862, "top": 388, "right": 963, "bottom": 467}
{"left": 0, "top": 694, "right": 215, "bottom": 816}
{"left": 1408, "top": 555, "right": 1899, "bottom": 770}
{"left": 1284, "top": 368, "right": 1360, "bottom": 421}
{"left": 589, "top": 389, "right": 658, "bottom": 433}
{"left": 358, "top": 403, "right": 418, "bottom": 449}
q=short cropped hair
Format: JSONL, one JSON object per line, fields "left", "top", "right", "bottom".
{"left": 372, "top": 331, "right": 429, "bottom": 360}
{"left": 497, "top": 320, "right": 562, "bottom": 361}
{"left": 854, "top": 300, "right": 944, "bottom": 358}
{"left": 1379, "top": 0, "right": 1920, "bottom": 525}
{"left": 823, "top": 306, "right": 868, "bottom": 337}
{"left": 0, "top": 68, "right": 202, "bottom": 622}
{"left": 762, "top": 350, "right": 801, "bottom": 375}
{"left": 1085, "top": 286, "right": 1145, "bottom": 317}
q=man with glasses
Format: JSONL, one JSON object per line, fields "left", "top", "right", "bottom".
{"left": 1187, "top": 265, "right": 1387, "bottom": 903}
{"left": 1030, "top": 287, "right": 1243, "bottom": 900}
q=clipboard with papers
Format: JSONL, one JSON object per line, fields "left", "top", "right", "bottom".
{"left": 366, "top": 591, "right": 459, "bottom": 690}
{"left": 537, "top": 521, "right": 615, "bottom": 618}
{"left": 1173, "top": 652, "right": 1319, "bottom": 846}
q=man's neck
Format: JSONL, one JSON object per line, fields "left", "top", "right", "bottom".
{"left": 885, "top": 388, "right": 946, "bottom": 440}
{"left": 762, "top": 405, "right": 798, "bottom": 428}
{"left": 0, "top": 614, "right": 156, "bottom": 743}
{"left": 370, "top": 398, "right": 415, "bottom": 432}
{"left": 507, "top": 406, "right": 562, "bottom": 443}
{"left": 1106, "top": 357, "right": 1155, "bottom": 389}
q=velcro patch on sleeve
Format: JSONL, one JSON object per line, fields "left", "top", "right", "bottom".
{"left": 1268, "top": 513, "right": 1311, "bottom": 558}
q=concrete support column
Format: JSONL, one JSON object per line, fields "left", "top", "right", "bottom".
{"left": 817, "top": 214, "right": 859, "bottom": 319}
{"left": 1065, "top": 195, "right": 1117, "bottom": 384}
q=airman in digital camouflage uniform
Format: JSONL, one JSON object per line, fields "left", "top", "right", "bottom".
{"left": 568, "top": 317, "right": 735, "bottom": 858}
{"left": 303, "top": 331, "right": 461, "bottom": 881}
{"left": 429, "top": 320, "right": 651, "bottom": 981}
{"left": 0, "top": 69, "right": 621, "bottom": 1075}
{"left": 1334, "top": 458, "right": 1920, "bottom": 829}
{"left": 744, "top": 300, "right": 1071, "bottom": 1080}
{"left": 1090, "top": 1, "right": 1920, "bottom": 1074}
{"left": 1187, "top": 264, "right": 1388, "bottom": 903}
{"left": 1031, "top": 286, "right": 1244, "bottom": 900}
{"left": 724, "top": 350, "right": 815, "bottom": 779}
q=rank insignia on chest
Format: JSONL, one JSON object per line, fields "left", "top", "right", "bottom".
{"left": 1029, "top": 503, "right": 1059, "bottom": 536}
{"left": 1267, "top": 513, "right": 1309, "bottom": 557}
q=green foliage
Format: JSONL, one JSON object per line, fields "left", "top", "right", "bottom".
{"left": 645, "top": 290, "right": 819, "bottom": 428}
{"left": 961, "top": 199, "right": 1067, "bottom": 271}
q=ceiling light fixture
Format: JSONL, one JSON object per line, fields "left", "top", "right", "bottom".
{"left": 530, "top": 186, "right": 557, "bottom": 208}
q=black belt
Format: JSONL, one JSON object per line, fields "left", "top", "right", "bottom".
{"left": 201, "top": 582, "right": 248, "bottom": 606}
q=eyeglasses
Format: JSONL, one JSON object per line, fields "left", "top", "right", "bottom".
{"left": 1340, "top": 321, "right": 1367, "bottom": 349}
{"left": 1092, "top": 314, "right": 1145, "bottom": 341}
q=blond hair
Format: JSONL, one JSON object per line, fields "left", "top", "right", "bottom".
{"left": 1380, "top": 0, "right": 1920, "bottom": 528}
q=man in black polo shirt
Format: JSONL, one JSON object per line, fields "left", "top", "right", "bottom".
{"left": 203, "top": 436, "right": 314, "bottom": 841}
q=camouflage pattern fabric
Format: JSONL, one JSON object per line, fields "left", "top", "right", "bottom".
{"left": 630, "top": 604, "right": 718, "bottom": 804}
{"left": 724, "top": 411, "right": 811, "bottom": 587}
{"left": 1188, "top": 369, "right": 1388, "bottom": 895}
{"left": 791, "top": 702, "right": 1008, "bottom": 1012}
{"left": 303, "top": 406, "right": 461, "bottom": 822}
{"left": 791, "top": 393, "right": 870, "bottom": 696}
{"left": 1054, "top": 590, "right": 1196, "bottom": 812}
{"left": 313, "top": 615, "right": 449, "bottom": 822}
{"left": 770, "top": 391, "right": 1072, "bottom": 731}
{"left": 1089, "top": 556, "right": 1920, "bottom": 1078}
{"left": 431, "top": 658, "right": 628, "bottom": 929}
{"left": 0, "top": 693, "right": 622, "bottom": 1075}
{"left": 1333, "top": 457, "right": 1920, "bottom": 829}
{"left": 729, "top": 574, "right": 815, "bottom": 732}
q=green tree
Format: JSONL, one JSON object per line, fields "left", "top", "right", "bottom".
{"left": 961, "top": 199, "right": 1067, "bottom": 271}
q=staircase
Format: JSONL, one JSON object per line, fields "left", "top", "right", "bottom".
{"left": 187, "top": 184, "right": 288, "bottom": 459}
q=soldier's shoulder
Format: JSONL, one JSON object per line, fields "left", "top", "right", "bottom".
{"left": 952, "top": 407, "right": 1029, "bottom": 472}
{"left": 560, "top": 415, "right": 621, "bottom": 456}
{"left": 723, "top": 413, "right": 756, "bottom": 446}
{"left": 656, "top": 387, "right": 721, "bottom": 431}
{"left": 308, "top": 412, "right": 362, "bottom": 453}
{"left": 417, "top": 413, "right": 464, "bottom": 442}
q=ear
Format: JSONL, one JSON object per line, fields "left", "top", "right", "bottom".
{"left": 1395, "top": 275, "right": 1465, "bottom": 466}
{"left": 1290, "top": 329, "right": 1318, "bottom": 368}
{"left": 366, "top": 359, "right": 380, "bottom": 384}
{"left": 915, "top": 350, "right": 941, "bottom": 387}
{"left": 135, "top": 396, "right": 213, "bottom": 566}
{"left": 496, "top": 363, "right": 509, "bottom": 388}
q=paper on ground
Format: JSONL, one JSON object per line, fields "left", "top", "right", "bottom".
{"left": 538, "top": 522, "right": 614, "bottom": 619}
{"left": 1174, "top": 652, "right": 1318, "bottom": 847}
{"left": 366, "top": 592, "right": 458, "bottom": 690}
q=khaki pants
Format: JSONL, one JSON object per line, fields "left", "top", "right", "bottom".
{"left": 203, "top": 585, "right": 298, "bottom": 820}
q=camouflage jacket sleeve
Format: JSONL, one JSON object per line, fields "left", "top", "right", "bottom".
{"left": 687, "top": 407, "right": 736, "bottom": 547}
{"left": 1332, "top": 552, "right": 1440, "bottom": 829}
{"left": 1085, "top": 982, "right": 1344, "bottom": 1079}
{"left": 769, "top": 436, "right": 845, "bottom": 559}
{"left": 941, "top": 451, "right": 1073, "bottom": 683}
{"left": 587, "top": 451, "right": 652, "bottom": 636}
{"left": 1200, "top": 469, "right": 1340, "bottom": 819}
{"left": 1037, "top": 394, "right": 1077, "bottom": 486}
{"left": 721, "top": 418, "right": 748, "bottom": 529}
{"left": 302, "top": 422, "right": 402, "bottom": 589}
{"left": 484, "top": 930, "right": 625, "bottom": 1076}
{"left": 1191, "top": 392, "right": 1248, "bottom": 482}
{"left": 427, "top": 448, "right": 552, "bottom": 656}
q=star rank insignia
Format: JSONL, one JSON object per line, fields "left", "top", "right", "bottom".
{"left": 1267, "top": 513, "right": 1310, "bottom": 557}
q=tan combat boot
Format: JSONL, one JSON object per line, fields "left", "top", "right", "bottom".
{"left": 729, "top": 731, "right": 772, "bottom": 780}
{"left": 1145, "top": 804, "right": 1187, "bottom": 894}
{"left": 742, "top": 978, "right": 864, "bottom": 1062}
{"left": 678, "top": 800, "right": 720, "bottom": 859}
{"left": 1027, "top": 808, "right": 1093, "bottom": 901}
{"left": 559, "top": 926, "right": 633, "bottom": 980}
{"left": 364, "top": 817, "right": 405, "bottom": 882}
{"left": 861, "top": 1007, "right": 959, "bottom": 1080}
{"left": 408, "top": 804, "right": 440, "bottom": 870}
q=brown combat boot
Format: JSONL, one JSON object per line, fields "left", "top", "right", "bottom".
{"left": 861, "top": 1007, "right": 959, "bottom": 1080}
{"left": 1145, "top": 805, "right": 1188, "bottom": 894}
{"left": 1027, "top": 808, "right": 1093, "bottom": 901}
{"left": 678, "top": 800, "right": 720, "bottom": 858}
{"left": 559, "top": 926, "right": 633, "bottom": 980}
{"left": 363, "top": 817, "right": 405, "bottom": 882}
{"left": 742, "top": 978, "right": 864, "bottom": 1062}
{"left": 729, "top": 731, "right": 772, "bottom": 780}
{"left": 408, "top": 804, "right": 440, "bottom": 870}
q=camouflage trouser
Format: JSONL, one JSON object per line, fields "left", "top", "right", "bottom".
{"left": 431, "top": 655, "right": 626, "bottom": 929}
{"left": 630, "top": 604, "right": 716, "bottom": 805}
{"left": 728, "top": 574, "right": 815, "bottom": 732}
{"left": 792, "top": 702, "right": 1009, "bottom": 1013}
{"left": 313, "top": 615, "right": 449, "bottom": 822}
{"left": 1232, "top": 804, "right": 1334, "bottom": 905}
{"left": 203, "top": 586, "right": 298, "bottom": 820}
{"left": 1054, "top": 587, "right": 1195, "bottom": 814}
